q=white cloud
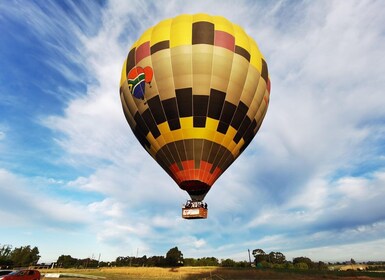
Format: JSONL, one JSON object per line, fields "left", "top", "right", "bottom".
{"left": 88, "top": 198, "right": 125, "bottom": 218}
{"left": 285, "top": 235, "right": 385, "bottom": 263}
{"left": 245, "top": 168, "right": 385, "bottom": 230}
{"left": 0, "top": 169, "right": 91, "bottom": 228}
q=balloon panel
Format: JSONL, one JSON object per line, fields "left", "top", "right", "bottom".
{"left": 120, "top": 14, "right": 270, "bottom": 201}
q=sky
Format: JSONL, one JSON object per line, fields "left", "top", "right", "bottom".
{"left": 1, "top": 0, "right": 385, "bottom": 264}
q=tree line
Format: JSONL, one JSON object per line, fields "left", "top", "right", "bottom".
{"left": 56, "top": 248, "right": 327, "bottom": 270}
{"left": 2, "top": 243, "right": 384, "bottom": 270}
{"left": 56, "top": 247, "right": 251, "bottom": 268}
{"left": 252, "top": 248, "right": 328, "bottom": 270}
{"left": 0, "top": 244, "right": 40, "bottom": 268}
{"left": 57, "top": 247, "right": 183, "bottom": 268}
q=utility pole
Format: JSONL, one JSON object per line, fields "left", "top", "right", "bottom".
{"left": 248, "top": 249, "right": 252, "bottom": 266}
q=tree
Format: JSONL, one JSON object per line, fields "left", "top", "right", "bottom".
{"left": 183, "top": 257, "right": 219, "bottom": 266}
{"left": 293, "top": 257, "right": 313, "bottom": 267}
{"left": 285, "top": 262, "right": 295, "bottom": 269}
{"left": 57, "top": 255, "right": 79, "bottom": 268}
{"left": 294, "top": 262, "right": 309, "bottom": 270}
{"left": 221, "top": 258, "right": 236, "bottom": 267}
{"left": 293, "top": 256, "right": 312, "bottom": 268}
{"left": 268, "top": 251, "right": 286, "bottom": 264}
{"left": 0, "top": 244, "right": 13, "bottom": 268}
{"left": 0, "top": 245, "right": 12, "bottom": 259}
{"left": 147, "top": 256, "right": 166, "bottom": 267}
{"left": 252, "top": 249, "right": 267, "bottom": 265}
{"left": 252, "top": 249, "right": 286, "bottom": 267}
{"left": 165, "top": 247, "right": 183, "bottom": 267}
{"left": 317, "top": 261, "right": 328, "bottom": 270}
{"left": 183, "top": 258, "right": 196, "bottom": 266}
{"left": 197, "top": 257, "right": 218, "bottom": 266}
{"left": 10, "top": 246, "right": 40, "bottom": 267}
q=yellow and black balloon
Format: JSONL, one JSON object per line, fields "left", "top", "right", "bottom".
{"left": 120, "top": 14, "right": 271, "bottom": 201}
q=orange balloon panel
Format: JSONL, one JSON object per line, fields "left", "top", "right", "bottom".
{"left": 120, "top": 14, "right": 271, "bottom": 201}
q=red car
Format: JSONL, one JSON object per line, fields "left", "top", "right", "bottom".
{"left": 0, "top": 270, "right": 40, "bottom": 280}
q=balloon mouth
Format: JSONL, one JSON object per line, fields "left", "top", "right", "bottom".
{"left": 180, "top": 180, "right": 210, "bottom": 201}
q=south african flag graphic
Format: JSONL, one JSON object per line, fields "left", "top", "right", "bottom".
{"left": 127, "top": 66, "right": 153, "bottom": 100}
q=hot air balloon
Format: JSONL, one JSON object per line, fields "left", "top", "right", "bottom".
{"left": 119, "top": 14, "right": 271, "bottom": 219}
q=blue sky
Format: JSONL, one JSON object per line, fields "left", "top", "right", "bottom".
{"left": 1, "top": 0, "right": 385, "bottom": 263}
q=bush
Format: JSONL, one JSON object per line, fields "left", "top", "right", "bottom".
{"left": 294, "top": 262, "right": 309, "bottom": 270}
{"left": 285, "top": 262, "right": 294, "bottom": 269}
{"left": 221, "top": 259, "right": 236, "bottom": 267}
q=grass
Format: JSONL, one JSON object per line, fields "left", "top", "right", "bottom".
{"left": 40, "top": 266, "right": 385, "bottom": 280}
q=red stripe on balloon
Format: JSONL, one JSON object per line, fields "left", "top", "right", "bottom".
{"left": 169, "top": 160, "right": 222, "bottom": 187}
{"left": 214, "top": 30, "right": 235, "bottom": 52}
{"left": 135, "top": 42, "right": 151, "bottom": 64}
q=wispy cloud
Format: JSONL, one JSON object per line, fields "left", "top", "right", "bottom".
{"left": 0, "top": 169, "right": 90, "bottom": 228}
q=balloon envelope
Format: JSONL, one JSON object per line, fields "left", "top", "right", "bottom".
{"left": 120, "top": 14, "right": 271, "bottom": 201}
